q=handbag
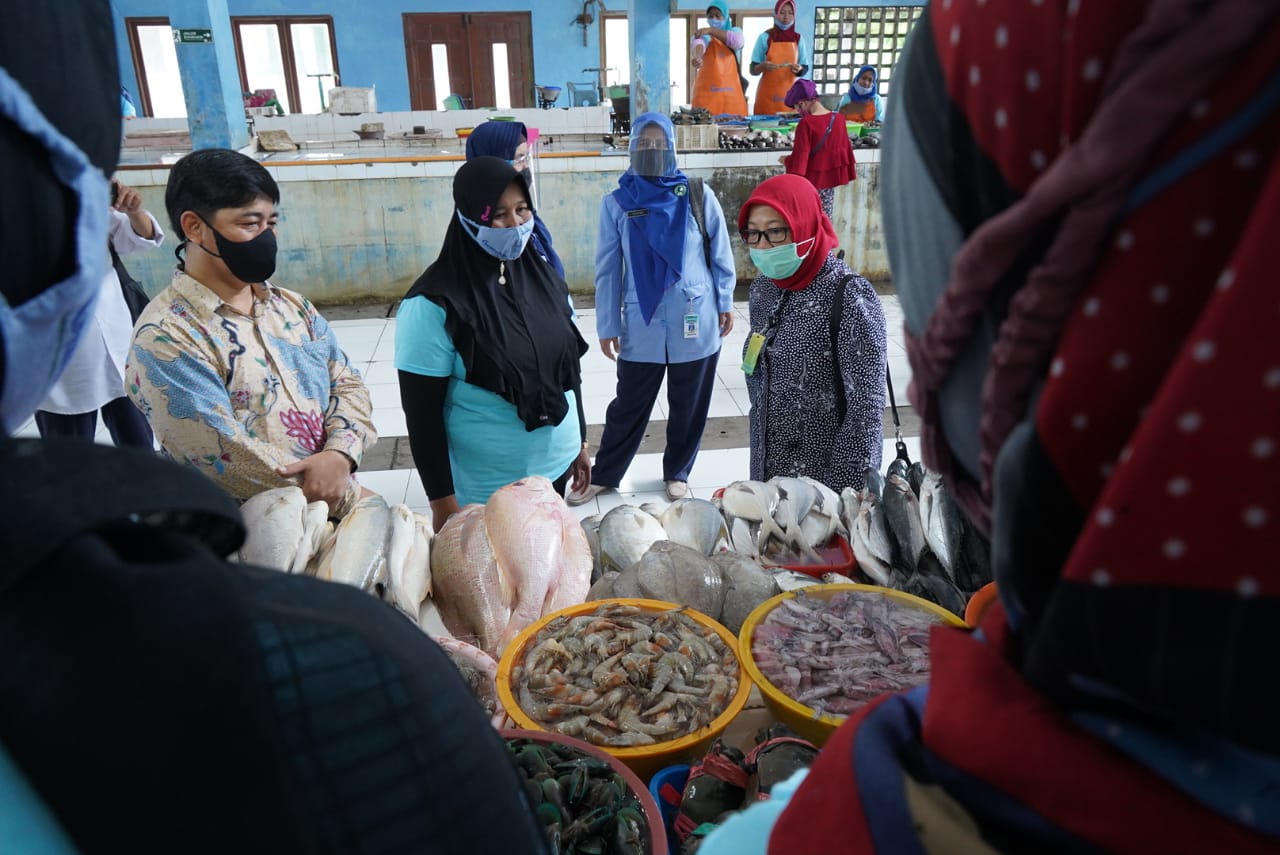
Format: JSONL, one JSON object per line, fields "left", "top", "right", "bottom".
{"left": 109, "top": 243, "right": 150, "bottom": 323}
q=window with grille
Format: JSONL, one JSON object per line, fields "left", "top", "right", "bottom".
{"left": 810, "top": 5, "right": 924, "bottom": 103}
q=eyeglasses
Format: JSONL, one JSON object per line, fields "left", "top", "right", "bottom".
{"left": 739, "top": 226, "right": 791, "bottom": 245}
{"left": 509, "top": 153, "right": 530, "bottom": 168}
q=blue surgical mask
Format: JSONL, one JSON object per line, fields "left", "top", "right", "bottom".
{"left": 775, "top": 19, "right": 793, "bottom": 30}
{"left": 0, "top": 67, "right": 110, "bottom": 434}
{"left": 854, "top": 82, "right": 874, "bottom": 96}
{"left": 707, "top": 16, "right": 726, "bottom": 28}
{"left": 458, "top": 211, "right": 536, "bottom": 261}
{"left": 749, "top": 237, "right": 814, "bottom": 280}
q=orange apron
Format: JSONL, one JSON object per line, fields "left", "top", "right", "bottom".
{"left": 840, "top": 99, "right": 877, "bottom": 124}
{"left": 692, "top": 37, "right": 748, "bottom": 117}
{"left": 753, "top": 37, "right": 798, "bottom": 115}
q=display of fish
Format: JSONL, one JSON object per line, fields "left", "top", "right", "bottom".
{"left": 598, "top": 505, "right": 667, "bottom": 572}
{"left": 659, "top": 498, "right": 729, "bottom": 556}
{"left": 634, "top": 541, "right": 725, "bottom": 619}
{"left": 430, "top": 504, "right": 510, "bottom": 653}
{"left": 238, "top": 486, "right": 308, "bottom": 571}
{"left": 714, "top": 551, "right": 781, "bottom": 634}
{"left": 289, "top": 500, "right": 332, "bottom": 575}
{"left": 798, "top": 476, "right": 848, "bottom": 546}
{"left": 315, "top": 493, "right": 392, "bottom": 597}
{"left": 862, "top": 467, "right": 885, "bottom": 500}
{"left": 882, "top": 474, "right": 927, "bottom": 573}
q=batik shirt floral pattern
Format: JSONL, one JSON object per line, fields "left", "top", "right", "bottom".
{"left": 127, "top": 273, "right": 376, "bottom": 517}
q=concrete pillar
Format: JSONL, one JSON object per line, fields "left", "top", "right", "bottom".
{"left": 170, "top": 0, "right": 249, "bottom": 151}
{"left": 628, "top": 0, "right": 671, "bottom": 116}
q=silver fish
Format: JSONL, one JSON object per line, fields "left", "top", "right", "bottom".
{"left": 770, "top": 569, "right": 831, "bottom": 593}
{"left": 289, "top": 500, "right": 332, "bottom": 575}
{"left": 316, "top": 493, "right": 392, "bottom": 596}
{"left": 882, "top": 474, "right": 927, "bottom": 573}
{"left": 713, "top": 551, "right": 781, "bottom": 634}
{"left": 598, "top": 505, "right": 667, "bottom": 572}
{"left": 635, "top": 541, "right": 725, "bottom": 618}
{"left": 586, "top": 569, "right": 620, "bottom": 601}
{"left": 768, "top": 477, "right": 822, "bottom": 562}
{"left": 907, "top": 462, "right": 926, "bottom": 497}
{"left": 918, "top": 471, "right": 965, "bottom": 585}
{"left": 886, "top": 456, "right": 911, "bottom": 483}
{"left": 903, "top": 553, "right": 967, "bottom": 617}
{"left": 721, "top": 480, "right": 786, "bottom": 554}
{"left": 239, "top": 486, "right": 308, "bottom": 571}
{"left": 660, "top": 498, "right": 729, "bottom": 555}
{"left": 850, "top": 495, "right": 894, "bottom": 587}
{"left": 799, "top": 476, "right": 848, "bottom": 545}
{"left": 640, "top": 501, "right": 667, "bottom": 521}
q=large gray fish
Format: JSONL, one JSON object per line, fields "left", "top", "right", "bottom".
{"left": 611, "top": 564, "right": 644, "bottom": 599}
{"left": 640, "top": 502, "right": 667, "bottom": 522}
{"left": 766, "top": 477, "right": 822, "bottom": 562}
{"left": 598, "top": 505, "right": 667, "bottom": 572}
{"left": 882, "top": 474, "right": 927, "bottom": 573}
{"left": 579, "top": 514, "right": 603, "bottom": 581}
{"left": 660, "top": 498, "right": 729, "bottom": 555}
{"left": 635, "top": 541, "right": 725, "bottom": 618}
{"left": 713, "top": 551, "right": 781, "bottom": 633}
{"left": 586, "top": 569, "right": 620, "bottom": 601}
{"left": 918, "top": 471, "right": 966, "bottom": 585}
{"left": 849, "top": 494, "right": 895, "bottom": 587}
{"left": 957, "top": 514, "right": 993, "bottom": 593}
{"left": 721, "top": 480, "right": 786, "bottom": 555}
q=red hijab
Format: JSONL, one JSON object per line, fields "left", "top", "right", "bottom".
{"left": 769, "top": 1, "right": 801, "bottom": 43}
{"left": 737, "top": 174, "right": 838, "bottom": 291}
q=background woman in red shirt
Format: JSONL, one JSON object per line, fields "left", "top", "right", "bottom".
{"left": 779, "top": 78, "right": 856, "bottom": 220}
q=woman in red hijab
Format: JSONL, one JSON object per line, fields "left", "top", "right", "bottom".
{"left": 737, "top": 173, "right": 886, "bottom": 493}
{"left": 707, "top": 0, "right": 1280, "bottom": 851}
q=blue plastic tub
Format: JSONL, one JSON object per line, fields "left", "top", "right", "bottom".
{"left": 648, "top": 764, "right": 691, "bottom": 855}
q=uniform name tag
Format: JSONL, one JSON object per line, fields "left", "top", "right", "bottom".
{"left": 683, "top": 313, "right": 699, "bottom": 339}
{"left": 626, "top": 209, "right": 649, "bottom": 218}
{"left": 742, "top": 331, "right": 766, "bottom": 375}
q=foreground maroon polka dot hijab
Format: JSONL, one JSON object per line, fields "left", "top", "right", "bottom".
{"left": 766, "top": 0, "right": 1280, "bottom": 850}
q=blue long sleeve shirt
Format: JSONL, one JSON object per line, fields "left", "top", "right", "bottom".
{"left": 594, "top": 181, "right": 737, "bottom": 364}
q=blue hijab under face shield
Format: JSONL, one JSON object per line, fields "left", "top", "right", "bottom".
{"left": 0, "top": 67, "right": 109, "bottom": 434}
{"left": 628, "top": 114, "right": 678, "bottom": 178}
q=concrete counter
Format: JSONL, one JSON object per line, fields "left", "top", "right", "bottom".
{"left": 117, "top": 145, "right": 885, "bottom": 304}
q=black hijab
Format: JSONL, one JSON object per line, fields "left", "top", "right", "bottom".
{"left": 406, "top": 157, "right": 586, "bottom": 431}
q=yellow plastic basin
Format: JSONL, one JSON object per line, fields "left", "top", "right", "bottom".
{"left": 496, "top": 598, "right": 750, "bottom": 781}
{"left": 738, "top": 583, "right": 966, "bottom": 746}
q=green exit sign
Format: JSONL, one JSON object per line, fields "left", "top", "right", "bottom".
{"left": 174, "top": 28, "right": 213, "bottom": 44}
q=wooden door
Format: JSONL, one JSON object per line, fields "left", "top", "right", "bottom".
{"left": 404, "top": 13, "right": 534, "bottom": 111}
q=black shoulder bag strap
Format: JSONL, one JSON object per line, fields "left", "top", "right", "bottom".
{"left": 687, "top": 177, "right": 713, "bottom": 271}
{"left": 810, "top": 112, "right": 840, "bottom": 156}
{"left": 884, "top": 356, "right": 909, "bottom": 461}
{"left": 110, "top": 242, "right": 150, "bottom": 323}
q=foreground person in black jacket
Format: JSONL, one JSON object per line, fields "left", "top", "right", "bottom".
{"left": 0, "top": 5, "right": 547, "bottom": 853}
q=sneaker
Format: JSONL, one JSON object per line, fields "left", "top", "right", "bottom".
{"left": 566, "top": 483, "right": 608, "bottom": 507}
{"left": 664, "top": 480, "right": 689, "bottom": 501}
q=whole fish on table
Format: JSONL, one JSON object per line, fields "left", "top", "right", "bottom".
{"left": 634, "top": 540, "right": 726, "bottom": 619}
{"left": 660, "top": 497, "right": 730, "bottom": 556}
{"left": 238, "top": 486, "right": 308, "bottom": 571}
{"left": 598, "top": 505, "right": 667, "bottom": 572}
{"left": 430, "top": 504, "right": 509, "bottom": 654}
{"left": 579, "top": 514, "right": 603, "bottom": 581}
{"left": 316, "top": 493, "right": 392, "bottom": 597}
{"left": 849, "top": 493, "right": 895, "bottom": 587}
{"left": 918, "top": 470, "right": 966, "bottom": 585}
{"left": 289, "top": 500, "right": 332, "bottom": 575}
{"left": 715, "top": 551, "right": 781, "bottom": 634}
{"left": 721, "top": 480, "right": 786, "bottom": 555}
{"left": 882, "top": 474, "right": 927, "bottom": 573}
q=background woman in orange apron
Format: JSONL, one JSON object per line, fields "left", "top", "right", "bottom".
{"left": 750, "top": 1, "right": 810, "bottom": 115}
{"left": 838, "top": 64, "right": 884, "bottom": 124}
{"left": 691, "top": 0, "right": 748, "bottom": 117}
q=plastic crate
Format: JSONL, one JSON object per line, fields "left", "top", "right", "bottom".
{"left": 675, "top": 123, "right": 719, "bottom": 151}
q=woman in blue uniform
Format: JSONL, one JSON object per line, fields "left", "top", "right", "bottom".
{"left": 568, "top": 113, "right": 737, "bottom": 504}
